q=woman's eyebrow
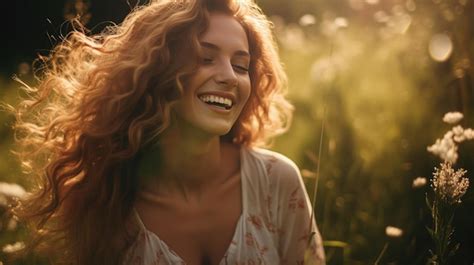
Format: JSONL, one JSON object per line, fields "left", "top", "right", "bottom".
{"left": 200, "top": 41, "right": 250, "bottom": 57}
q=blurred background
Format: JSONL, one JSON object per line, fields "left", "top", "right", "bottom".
{"left": 0, "top": 0, "right": 473, "bottom": 264}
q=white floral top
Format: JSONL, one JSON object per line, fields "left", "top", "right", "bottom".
{"left": 124, "top": 147, "right": 325, "bottom": 265}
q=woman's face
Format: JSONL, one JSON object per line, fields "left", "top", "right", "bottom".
{"left": 173, "top": 12, "right": 251, "bottom": 136}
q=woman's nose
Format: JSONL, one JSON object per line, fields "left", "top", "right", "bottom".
{"left": 215, "top": 60, "right": 238, "bottom": 87}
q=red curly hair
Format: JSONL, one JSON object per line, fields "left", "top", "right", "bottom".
{"left": 11, "top": 0, "right": 292, "bottom": 264}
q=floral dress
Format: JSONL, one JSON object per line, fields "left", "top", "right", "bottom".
{"left": 124, "top": 147, "right": 326, "bottom": 265}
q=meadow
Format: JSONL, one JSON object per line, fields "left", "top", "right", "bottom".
{"left": 0, "top": 0, "right": 473, "bottom": 264}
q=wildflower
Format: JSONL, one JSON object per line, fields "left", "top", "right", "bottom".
{"left": 452, "top": 125, "right": 463, "bottom": 136}
{"left": 431, "top": 162, "right": 469, "bottom": 204}
{"left": 299, "top": 14, "right": 316, "bottom": 26}
{"left": 444, "top": 148, "right": 458, "bottom": 164}
{"left": 321, "top": 17, "right": 348, "bottom": 36}
{"left": 2, "top": 242, "right": 25, "bottom": 253}
{"left": 453, "top": 134, "right": 466, "bottom": 143}
{"left": 412, "top": 177, "right": 427, "bottom": 188}
{"left": 451, "top": 125, "right": 466, "bottom": 143}
{"left": 427, "top": 112, "right": 471, "bottom": 264}
{"left": 0, "top": 182, "right": 26, "bottom": 199}
{"left": 385, "top": 226, "right": 403, "bottom": 237}
{"left": 442, "top": 112, "right": 463, "bottom": 124}
{"left": 464, "top": 128, "right": 474, "bottom": 140}
{"left": 427, "top": 136, "right": 458, "bottom": 164}
{"left": 334, "top": 17, "right": 348, "bottom": 28}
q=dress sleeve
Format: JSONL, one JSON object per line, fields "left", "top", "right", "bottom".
{"left": 268, "top": 154, "right": 326, "bottom": 265}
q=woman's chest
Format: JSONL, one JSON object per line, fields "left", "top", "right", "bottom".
{"left": 149, "top": 208, "right": 241, "bottom": 265}
{"left": 135, "top": 178, "right": 242, "bottom": 264}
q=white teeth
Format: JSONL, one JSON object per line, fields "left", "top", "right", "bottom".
{"left": 199, "top": 95, "right": 233, "bottom": 108}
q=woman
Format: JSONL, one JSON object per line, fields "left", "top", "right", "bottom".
{"left": 12, "top": 0, "right": 325, "bottom": 264}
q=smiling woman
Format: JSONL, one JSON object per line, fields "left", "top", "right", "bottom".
{"left": 10, "top": 0, "right": 325, "bottom": 265}
{"left": 173, "top": 13, "right": 251, "bottom": 137}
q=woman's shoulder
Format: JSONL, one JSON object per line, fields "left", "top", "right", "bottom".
{"left": 243, "top": 147, "right": 302, "bottom": 184}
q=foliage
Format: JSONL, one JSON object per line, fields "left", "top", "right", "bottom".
{"left": 1, "top": 0, "right": 473, "bottom": 264}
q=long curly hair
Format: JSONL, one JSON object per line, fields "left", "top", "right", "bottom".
{"left": 11, "top": 0, "right": 292, "bottom": 264}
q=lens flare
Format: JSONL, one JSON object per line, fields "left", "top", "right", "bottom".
{"left": 429, "top": 34, "right": 453, "bottom": 62}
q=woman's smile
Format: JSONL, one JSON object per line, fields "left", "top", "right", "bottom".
{"left": 198, "top": 93, "right": 234, "bottom": 110}
{"left": 197, "top": 89, "right": 237, "bottom": 114}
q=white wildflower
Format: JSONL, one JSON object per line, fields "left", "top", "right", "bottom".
{"left": 428, "top": 117, "right": 474, "bottom": 163}
{"left": 431, "top": 162, "right": 469, "bottom": 204}
{"left": 452, "top": 125, "right": 464, "bottom": 137}
{"left": 2, "top": 242, "right": 25, "bottom": 253}
{"left": 385, "top": 226, "right": 403, "bottom": 237}
{"left": 464, "top": 128, "right": 474, "bottom": 140}
{"left": 445, "top": 148, "right": 459, "bottom": 164}
{"left": 412, "top": 177, "right": 427, "bottom": 188}
{"left": 443, "top": 130, "right": 454, "bottom": 140}
{"left": 299, "top": 14, "right": 316, "bottom": 26}
{"left": 427, "top": 137, "right": 459, "bottom": 164}
{"left": 0, "top": 182, "right": 26, "bottom": 199}
{"left": 442, "top": 112, "right": 463, "bottom": 124}
{"left": 320, "top": 17, "right": 349, "bottom": 36}
{"left": 453, "top": 134, "right": 466, "bottom": 143}
{"left": 334, "top": 17, "right": 348, "bottom": 28}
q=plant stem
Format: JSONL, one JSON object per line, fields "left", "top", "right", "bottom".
{"left": 374, "top": 242, "right": 389, "bottom": 265}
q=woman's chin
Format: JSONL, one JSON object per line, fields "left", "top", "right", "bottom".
{"left": 178, "top": 120, "right": 234, "bottom": 138}
{"left": 203, "top": 125, "right": 233, "bottom": 137}
{"left": 186, "top": 117, "right": 235, "bottom": 137}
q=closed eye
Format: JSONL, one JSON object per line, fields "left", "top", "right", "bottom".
{"left": 201, "top": 58, "right": 214, "bottom": 64}
{"left": 233, "top": 65, "right": 249, "bottom": 73}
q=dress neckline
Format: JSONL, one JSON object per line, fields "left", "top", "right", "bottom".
{"left": 133, "top": 146, "right": 247, "bottom": 265}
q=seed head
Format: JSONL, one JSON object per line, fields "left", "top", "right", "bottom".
{"left": 431, "top": 162, "right": 469, "bottom": 204}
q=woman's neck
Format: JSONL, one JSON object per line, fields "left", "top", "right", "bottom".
{"left": 137, "top": 123, "right": 226, "bottom": 203}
